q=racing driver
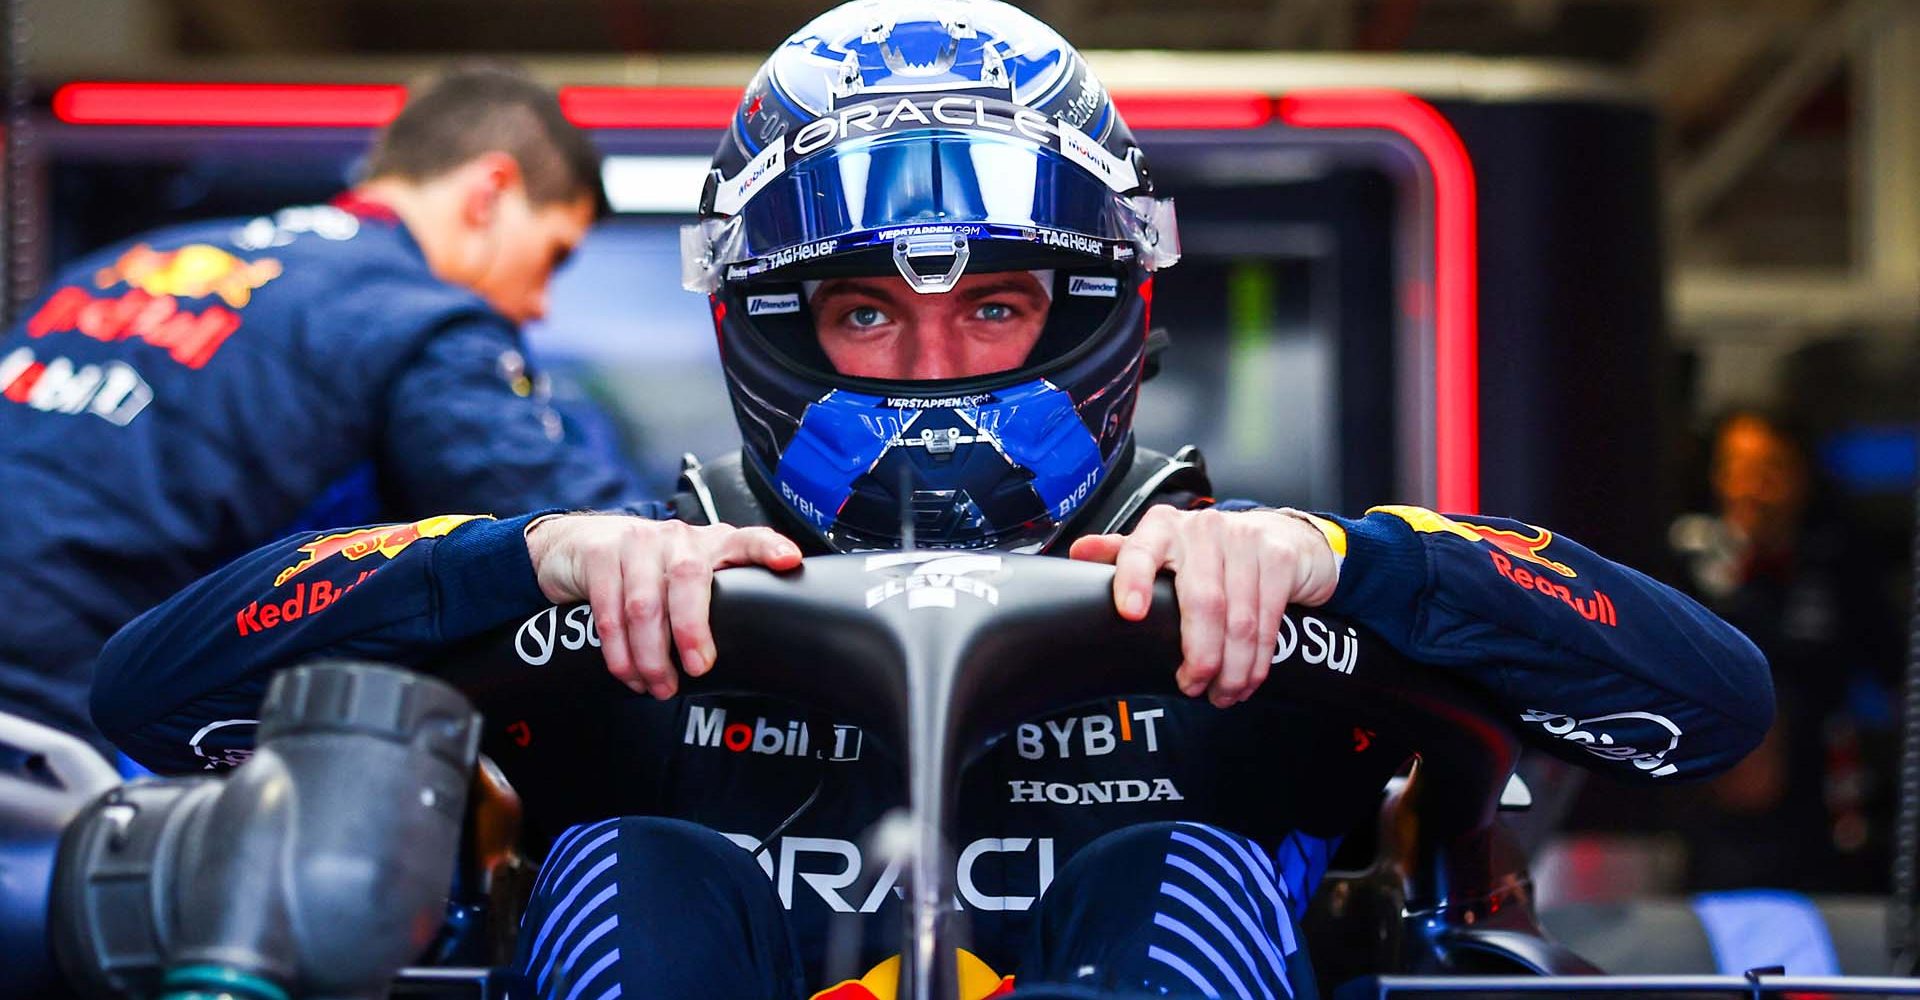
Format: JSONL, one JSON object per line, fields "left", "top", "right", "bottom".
{"left": 93, "top": 4, "right": 1771, "bottom": 998}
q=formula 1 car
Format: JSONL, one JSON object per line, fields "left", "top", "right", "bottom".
{"left": 4, "top": 555, "right": 1913, "bottom": 999}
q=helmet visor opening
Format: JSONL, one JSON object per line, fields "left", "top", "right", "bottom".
{"left": 723, "top": 259, "right": 1131, "bottom": 393}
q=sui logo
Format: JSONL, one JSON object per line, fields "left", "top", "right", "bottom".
{"left": 1271, "top": 614, "right": 1359, "bottom": 675}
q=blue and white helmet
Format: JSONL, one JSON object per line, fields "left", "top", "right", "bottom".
{"left": 682, "top": 0, "right": 1180, "bottom": 552}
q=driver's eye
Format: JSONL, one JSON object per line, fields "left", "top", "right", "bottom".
{"left": 847, "top": 306, "right": 889, "bottom": 329}
{"left": 976, "top": 303, "right": 1014, "bottom": 322}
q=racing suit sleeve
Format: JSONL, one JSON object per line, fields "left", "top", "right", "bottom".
{"left": 91, "top": 512, "right": 563, "bottom": 773}
{"left": 1307, "top": 505, "right": 1772, "bottom": 783}
{"left": 380, "top": 317, "right": 653, "bottom": 515}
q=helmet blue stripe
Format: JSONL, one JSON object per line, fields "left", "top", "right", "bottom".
{"left": 771, "top": 390, "right": 895, "bottom": 534}
{"left": 989, "top": 380, "right": 1106, "bottom": 521}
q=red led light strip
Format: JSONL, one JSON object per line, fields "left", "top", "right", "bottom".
{"left": 52, "top": 83, "right": 1275, "bottom": 131}
{"left": 1113, "top": 91, "right": 1272, "bottom": 130}
{"left": 1278, "top": 90, "right": 1480, "bottom": 513}
{"left": 557, "top": 86, "right": 741, "bottom": 129}
{"left": 52, "top": 83, "right": 407, "bottom": 127}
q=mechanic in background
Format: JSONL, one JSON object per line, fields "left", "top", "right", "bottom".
{"left": 1667, "top": 409, "right": 1899, "bottom": 891}
{"left": 0, "top": 64, "right": 651, "bottom": 754}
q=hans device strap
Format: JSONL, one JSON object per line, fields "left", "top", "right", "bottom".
{"left": 673, "top": 451, "right": 779, "bottom": 529}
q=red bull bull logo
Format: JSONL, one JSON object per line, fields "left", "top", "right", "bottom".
{"left": 1371, "top": 505, "right": 1577, "bottom": 578}
{"left": 1450, "top": 520, "right": 1577, "bottom": 579}
{"left": 273, "top": 514, "right": 486, "bottom": 587}
{"left": 94, "top": 243, "right": 283, "bottom": 308}
{"left": 810, "top": 951, "right": 1013, "bottom": 1000}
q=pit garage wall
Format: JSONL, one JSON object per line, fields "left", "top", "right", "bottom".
{"left": 32, "top": 84, "right": 1672, "bottom": 568}
{"left": 1438, "top": 98, "right": 1669, "bottom": 571}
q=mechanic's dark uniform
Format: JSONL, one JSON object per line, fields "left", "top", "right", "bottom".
{"left": 92, "top": 450, "right": 1771, "bottom": 998}
{"left": 0, "top": 197, "right": 647, "bottom": 749}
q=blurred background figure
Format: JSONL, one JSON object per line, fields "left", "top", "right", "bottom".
{"left": 0, "top": 64, "right": 653, "bottom": 756}
{"left": 1666, "top": 409, "right": 1900, "bottom": 892}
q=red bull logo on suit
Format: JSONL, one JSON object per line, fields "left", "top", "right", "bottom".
{"left": 273, "top": 514, "right": 484, "bottom": 587}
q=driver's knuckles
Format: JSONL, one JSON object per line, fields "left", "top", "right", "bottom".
{"left": 663, "top": 547, "right": 710, "bottom": 592}
{"left": 1136, "top": 503, "right": 1182, "bottom": 529}
{"left": 620, "top": 575, "right": 663, "bottom": 628}
{"left": 1177, "top": 579, "right": 1227, "bottom": 642}
{"left": 1124, "top": 506, "right": 1181, "bottom": 555}
{"left": 1224, "top": 604, "right": 1262, "bottom": 647}
{"left": 613, "top": 577, "right": 673, "bottom": 697}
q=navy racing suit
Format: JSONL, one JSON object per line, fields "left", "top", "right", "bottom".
{"left": 92, "top": 460, "right": 1771, "bottom": 994}
{"left": 0, "top": 196, "right": 651, "bottom": 748}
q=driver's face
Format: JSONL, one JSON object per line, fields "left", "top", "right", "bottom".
{"left": 809, "top": 272, "right": 1050, "bottom": 381}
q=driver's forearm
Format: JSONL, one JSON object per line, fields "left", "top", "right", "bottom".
{"left": 92, "top": 512, "right": 552, "bottom": 773}
{"left": 1311, "top": 505, "right": 1772, "bottom": 783}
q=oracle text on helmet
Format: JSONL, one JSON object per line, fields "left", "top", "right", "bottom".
{"left": 790, "top": 97, "right": 1056, "bottom": 159}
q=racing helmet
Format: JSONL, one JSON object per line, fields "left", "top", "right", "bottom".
{"left": 683, "top": 0, "right": 1180, "bottom": 552}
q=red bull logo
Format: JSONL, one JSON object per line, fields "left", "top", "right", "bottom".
{"left": 1371, "top": 505, "right": 1577, "bottom": 578}
{"left": 95, "top": 243, "right": 283, "bottom": 308}
{"left": 1371, "top": 505, "right": 1615, "bottom": 626}
{"left": 1488, "top": 550, "right": 1617, "bottom": 626}
{"left": 236, "top": 573, "right": 372, "bottom": 637}
{"left": 1450, "top": 520, "right": 1577, "bottom": 579}
{"left": 810, "top": 952, "right": 1013, "bottom": 1000}
{"left": 29, "top": 287, "right": 242, "bottom": 370}
{"left": 273, "top": 514, "right": 486, "bottom": 587}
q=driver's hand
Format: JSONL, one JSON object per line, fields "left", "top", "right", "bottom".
{"left": 1069, "top": 507, "right": 1339, "bottom": 708}
{"left": 524, "top": 515, "right": 803, "bottom": 699}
